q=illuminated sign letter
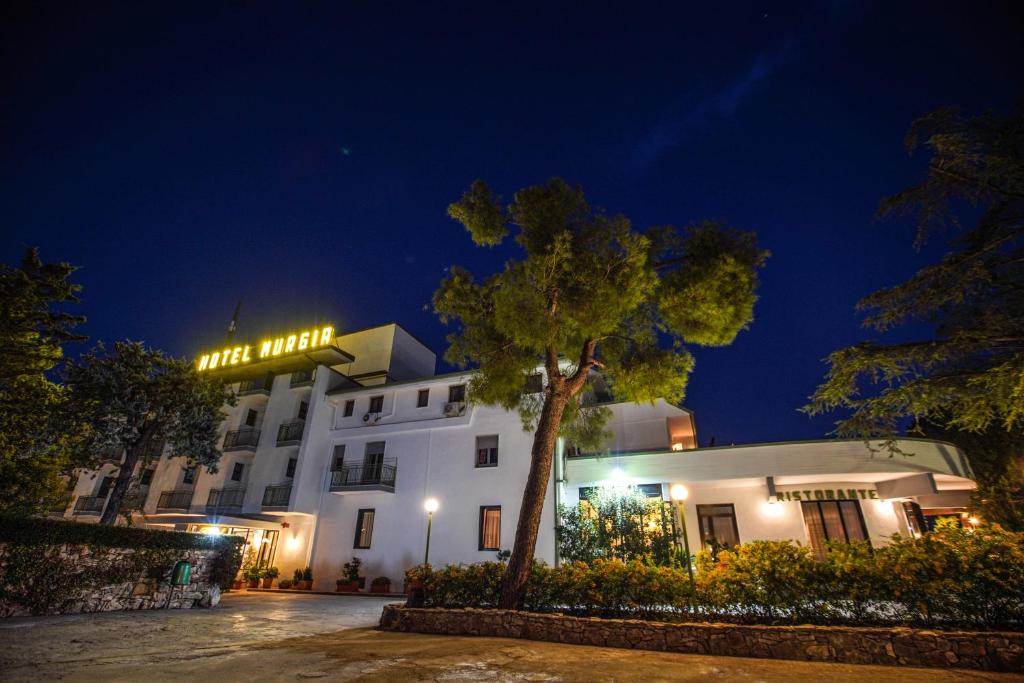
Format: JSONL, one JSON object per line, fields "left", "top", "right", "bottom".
{"left": 298, "top": 332, "right": 310, "bottom": 350}
{"left": 242, "top": 345, "right": 251, "bottom": 362}
{"left": 230, "top": 346, "right": 242, "bottom": 365}
{"left": 198, "top": 354, "right": 210, "bottom": 371}
{"left": 259, "top": 341, "right": 271, "bottom": 358}
{"left": 285, "top": 335, "right": 297, "bottom": 353}
{"left": 320, "top": 326, "right": 333, "bottom": 346}
{"left": 272, "top": 338, "right": 284, "bottom": 356}
{"left": 209, "top": 351, "right": 220, "bottom": 369}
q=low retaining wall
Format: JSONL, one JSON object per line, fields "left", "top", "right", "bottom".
{"left": 0, "top": 544, "right": 223, "bottom": 617}
{"left": 379, "top": 605, "right": 1024, "bottom": 672}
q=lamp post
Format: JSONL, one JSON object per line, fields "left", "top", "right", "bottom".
{"left": 669, "top": 483, "right": 694, "bottom": 587}
{"left": 423, "top": 497, "right": 439, "bottom": 565}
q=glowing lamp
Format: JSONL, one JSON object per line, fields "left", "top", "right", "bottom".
{"left": 669, "top": 484, "right": 689, "bottom": 501}
{"left": 424, "top": 497, "right": 439, "bottom": 513}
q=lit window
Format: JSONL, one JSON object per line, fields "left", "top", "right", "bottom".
{"left": 697, "top": 504, "right": 740, "bottom": 550}
{"left": 475, "top": 435, "right": 498, "bottom": 468}
{"left": 354, "top": 509, "right": 375, "bottom": 549}
{"left": 479, "top": 506, "right": 501, "bottom": 550}
{"left": 801, "top": 500, "right": 868, "bottom": 559}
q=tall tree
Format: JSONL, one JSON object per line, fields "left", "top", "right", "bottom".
{"left": 0, "top": 248, "right": 85, "bottom": 513}
{"left": 806, "top": 107, "right": 1024, "bottom": 443}
{"left": 64, "top": 342, "right": 234, "bottom": 525}
{"left": 436, "top": 178, "right": 767, "bottom": 607}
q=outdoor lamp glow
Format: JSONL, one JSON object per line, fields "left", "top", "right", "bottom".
{"left": 424, "top": 497, "right": 439, "bottom": 513}
{"left": 202, "top": 526, "right": 222, "bottom": 535}
{"left": 669, "top": 484, "right": 689, "bottom": 501}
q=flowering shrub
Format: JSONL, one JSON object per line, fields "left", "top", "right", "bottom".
{"left": 413, "top": 523, "right": 1024, "bottom": 630}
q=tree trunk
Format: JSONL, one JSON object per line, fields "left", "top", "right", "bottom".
{"left": 499, "top": 391, "right": 568, "bottom": 609}
{"left": 99, "top": 422, "right": 157, "bottom": 526}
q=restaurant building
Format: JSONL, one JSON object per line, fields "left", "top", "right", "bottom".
{"left": 61, "top": 321, "right": 977, "bottom": 589}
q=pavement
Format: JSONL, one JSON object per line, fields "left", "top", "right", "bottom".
{"left": 1, "top": 592, "right": 1020, "bottom": 682}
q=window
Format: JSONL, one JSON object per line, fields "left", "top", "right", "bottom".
{"left": 297, "top": 400, "right": 309, "bottom": 420}
{"left": 97, "top": 476, "right": 115, "bottom": 497}
{"left": 332, "top": 444, "right": 346, "bottom": 471}
{"left": 286, "top": 458, "right": 297, "bottom": 478}
{"left": 183, "top": 466, "right": 196, "bottom": 485}
{"left": 230, "top": 462, "right": 244, "bottom": 482}
{"left": 448, "top": 384, "right": 466, "bottom": 403}
{"left": 523, "top": 373, "right": 543, "bottom": 394}
{"left": 354, "top": 509, "right": 375, "bottom": 549}
{"left": 697, "top": 504, "right": 740, "bottom": 550}
{"left": 343, "top": 400, "right": 355, "bottom": 417}
{"left": 244, "top": 409, "right": 258, "bottom": 427}
{"left": 479, "top": 506, "right": 501, "bottom": 550}
{"left": 476, "top": 435, "right": 499, "bottom": 467}
{"left": 801, "top": 500, "right": 869, "bottom": 559}
{"left": 369, "top": 395, "right": 384, "bottom": 413}
{"left": 140, "top": 468, "right": 155, "bottom": 486}
{"left": 363, "top": 442, "right": 385, "bottom": 482}
{"left": 417, "top": 388, "right": 430, "bottom": 407}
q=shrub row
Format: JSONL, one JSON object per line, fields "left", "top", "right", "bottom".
{"left": 413, "top": 523, "right": 1024, "bottom": 630}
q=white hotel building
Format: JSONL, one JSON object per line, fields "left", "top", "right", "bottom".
{"left": 63, "top": 322, "right": 977, "bottom": 590}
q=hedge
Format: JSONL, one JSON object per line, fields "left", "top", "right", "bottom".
{"left": 0, "top": 516, "right": 244, "bottom": 614}
{"left": 411, "top": 523, "right": 1024, "bottom": 631}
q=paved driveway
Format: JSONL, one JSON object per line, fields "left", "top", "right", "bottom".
{"left": 1, "top": 592, "right": 1018, "bottom": 682}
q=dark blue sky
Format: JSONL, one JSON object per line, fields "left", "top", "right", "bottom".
{"left": 2, "top": 2, "right": 1020, "bottom": 446}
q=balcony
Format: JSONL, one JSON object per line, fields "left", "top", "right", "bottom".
{"left": 224, "top": 428, "right": 260, "bottom": 452}
{"left": 73, "top": 495, "right": 107, "bottom": 516}
{"left": 156, "top": 489, "right": 194, "bottom": 512}
{"left": 276, "top": 419, "right": 305, "bottom": 446}
{"left": 329, "top": 459, "right": 397, "bottom": 493}
{"left": 238, "top": 377, "right": 272, "bottom": 397}
{"left": 290, "top": 369, "right": 314, "bottom": 387}
{"left": 262, "top": 483, "right": 292, "bottom": 509}
{"left": 206, "top": 487, "right": 246, "bottom": 514}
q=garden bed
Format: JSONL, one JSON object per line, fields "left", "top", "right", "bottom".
{"left": 379, "top": 605, "right": 1024, "bottom": 671}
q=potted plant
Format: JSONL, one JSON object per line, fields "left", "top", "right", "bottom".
{"left": 403, "top": 564, "right": 431, "bottom": 594}
{"left": 245, "top": 566, "right": 262, "bottom": 589}
{"left": 292, "top": 568, "right": 303, "bottom": 588}
{"left": 278, "top": 579, "right": 292, "bottom": 589}
{"left": 370, "top": 576, "right": 391, "bottom": 594}
{"left": 299, "top": 566, "right": 313, "bottom": 590}
{"left": 262, "top": 566, "right": 279, "bottom": 589}
{"left": 235, "top": 548, "right": 256, "bottom": 590}
{"left": 333, "top": 558, "right": 357, "bottom": 592}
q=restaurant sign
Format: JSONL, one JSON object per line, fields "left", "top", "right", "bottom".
{"left": 197, "top": 324, "right": 335, "bottom": 372}
{"left": 773, "top": 486, "right": 879, "bottom": 503}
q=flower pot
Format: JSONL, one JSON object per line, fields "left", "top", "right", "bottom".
{"left": 247, "top": 579, "right": 260, "bottom": 589}
{"left": 296, "top": 580, "right": 311, "bottom": 590}
{"left": 370, "top": 583, "right": 390, "bottom": 594}
{"left": 405, "top": 581, "right": 422, "bottom": 594}
{"left": 336, "top": 581, "right": 358, "bottom": 592}
{"left": 261, "top": 578, "right": 274, "bottom": 589}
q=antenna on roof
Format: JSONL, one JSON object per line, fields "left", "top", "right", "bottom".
{"left": 226, "top": 300, "right": 242, "bottom": 343}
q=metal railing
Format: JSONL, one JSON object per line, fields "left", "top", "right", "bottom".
{"left": 238, "top": 378, "right": 272, "bottom": 396}
{"left": 206, "top": 487, "right": 246, "bottom": 513}
{"left": 329, "top": 459, "right": 397, "bottom": 491}
{"left": 262, "top": 483, "right": 292, "bottom": 508}
{"left": 276, "top": 420, "right": 305, "bottom": 445}
{"left": 224, "top": 428, "right": 261, "bottom": 450}
{"left": 156, "top": 489, "right": 194, "bottom": 512}
{"left": 290, "top": 369, "right": 314, "bottom": 387}
{"left": 73, "top": 495, "right": 106, "bottom": 515}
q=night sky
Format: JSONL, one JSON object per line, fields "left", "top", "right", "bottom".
{"left": 2, "top": 2, "right": 1020, "bottom": 446}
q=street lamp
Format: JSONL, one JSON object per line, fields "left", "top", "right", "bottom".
{"left": 423, "top": 497, "right": 439, "bottom": 565}
{"left": 669, "top": 483, "right": 695, "bottom": 586}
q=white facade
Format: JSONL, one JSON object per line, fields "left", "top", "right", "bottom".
{"left": 61, "top": 322, "right": 976, "bottom": 591}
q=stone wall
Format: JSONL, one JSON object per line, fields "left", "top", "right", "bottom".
{"left": 379, "top": 605, "right": 1024, "bottom": 672}
{"left": 0, "top": 544, "right": 223, "bottom": 618}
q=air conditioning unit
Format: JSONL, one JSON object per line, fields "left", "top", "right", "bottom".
{"left": 443, "top": 401, "right": 466, "bottom": 417}
{"left": 363, "top": 412, "right": 382, "bottom": 423}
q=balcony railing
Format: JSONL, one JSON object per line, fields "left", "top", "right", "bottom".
{"left": 224, "top": 428, "right": 261, "bottom": 451}
{"left": 156, "top": 489, "right": 194, "bottom": 512}
{"left": 276, "top": 419, "right": 305, "bottom": 446}
{"left": 262, "top": 483, "right": 292, "bottom": 509}
{"left": 329, "top": 459, "right": 397, "bottom": 493}
{"left": 290, "top": 369, "right": 314, "bottom": 387}
{"left": 238, "top": 377, "right": 272, "bottom": 396}
{"left": 206, "top": 487, "right": 246, "bottom": 514}
{"left": 73, "top": 495, "right": 107, "bottom": 515}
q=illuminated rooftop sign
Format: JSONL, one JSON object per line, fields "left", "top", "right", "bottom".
{"left": 197, "top": 324, "right": 335, "bottom": 372}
